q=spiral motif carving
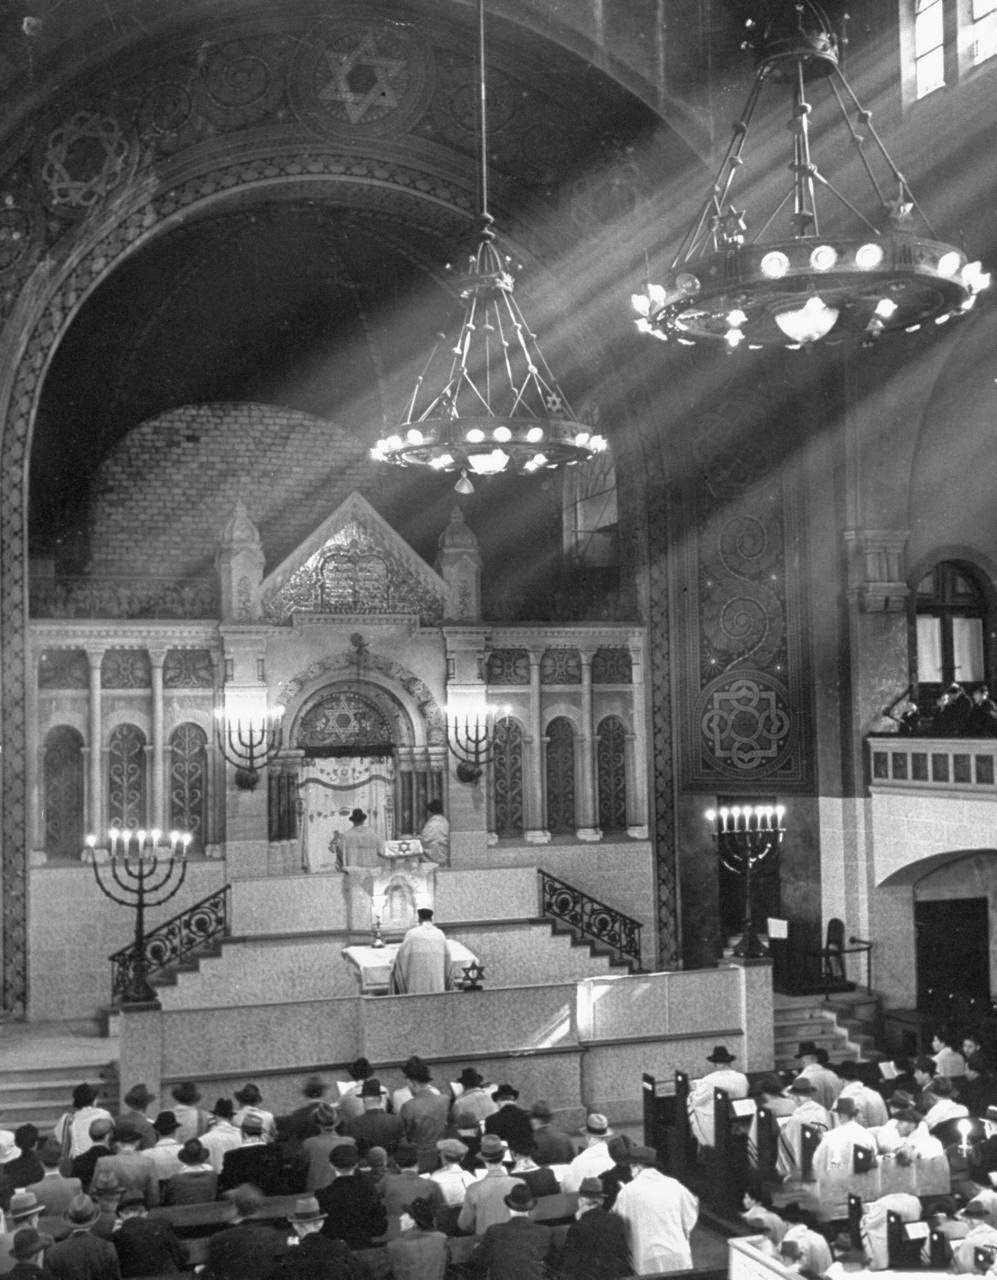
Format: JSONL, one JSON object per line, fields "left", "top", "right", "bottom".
{"left": 719, "top": 514, "right": 768, "bottom": 571}
{"left": 718, "top": 595, "right": 768, "bottom": 647}
{"left": 138, "top": 82, "right": 194, "bottom": 140}
{"left": 197, "top": 40, "right": 282, "bottom": 127}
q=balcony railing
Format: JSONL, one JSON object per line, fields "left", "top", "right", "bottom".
{"left": 868, "top": 735, "right": 997, "bottom": 791}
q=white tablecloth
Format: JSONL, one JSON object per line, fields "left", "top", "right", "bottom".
{"left": 342, "top": 940, "right": 479, "bottom": 994}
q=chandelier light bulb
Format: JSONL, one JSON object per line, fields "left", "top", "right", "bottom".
{"left": 465, "top": 427, "right": 485, "bottom": 443}
{"left": 726, "top": 309, "right": 748, "bottom": 327}
{"left": 406, "top": 428, "right": 424, "bottom": 445}
{"left": 467, "top": 448, "right": 510, "bottom": 476}
{"left": 760, "top": 251, "right": 790, "bottom": 280}
{"left": 774, "top": 296, "right": 840, "bottom": 344}
{"left": 810, "top": 244, "right": 838, "bottom": 272}
{"left": 526, "top": 426, "right": 544, "bottom": 443}
{"left": 874, "top": 298, "right": 898, "bottom": 320}
{"left": 492, "top": 426, "right": 512, "bottom": 442}
{"left": 937, "top": 251, "right": 962, "bottom": 277}
{"left": 855, "top": 242, "right": 885, "bottom": 270}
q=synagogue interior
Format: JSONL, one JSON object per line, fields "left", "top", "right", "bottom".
{"left": 0, "top": 0, "right": 996, "bottom": 1274}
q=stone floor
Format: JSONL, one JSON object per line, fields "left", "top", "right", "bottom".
{"left": 0, "top": 1019, "right": 117, "bottom": 1070}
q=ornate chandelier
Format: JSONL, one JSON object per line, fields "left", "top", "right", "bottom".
{"left": 372, "top": 0, "right": 605, "bottom": 492}
{"left": 632, "top": 2, "right": 989, "bottom": 351}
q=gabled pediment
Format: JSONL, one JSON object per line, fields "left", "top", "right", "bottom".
{"left": 261, "top": 491, "right": 447, "bottom": 625}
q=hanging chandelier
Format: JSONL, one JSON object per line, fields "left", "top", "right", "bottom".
{"left": 631, "top": 2, "right": 989, "bottom": 351}
{"left": 372, "top": 0, "right": 605, "bottom": 491}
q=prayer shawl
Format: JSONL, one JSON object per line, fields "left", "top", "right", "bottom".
{"left": 390, "top": 923, "right": 452, "bottom": 994}
{"left": 613, "top": 1166, "right": 699, "bottom": 1274}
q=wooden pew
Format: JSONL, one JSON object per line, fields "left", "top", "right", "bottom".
{"left": 643, "top": 1071, "right": 694, "bottom": 1181}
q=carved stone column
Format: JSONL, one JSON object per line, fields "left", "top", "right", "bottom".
{"left": 576, "top": 650, "right": 600, "bottom": 841}
{"left": 26, "top": 647, "right": 41, "bottom": 856}
{"left": 524, "top": 650, "right": 550, "bottom": 843}
{"left": 627, "top": 638, "right": 650, "bottom": 838}
{"left": 85, "top": 646, "right": 106, "bottom": 838}
{"left": 149, "top": 647, "right": 167, "bottom": 832}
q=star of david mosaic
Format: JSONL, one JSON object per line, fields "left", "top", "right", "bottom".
{"left": 291, "top": 19, "right": 433, "bottom": 139}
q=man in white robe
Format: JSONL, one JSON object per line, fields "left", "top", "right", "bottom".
{"left": 418, "top": 800, "right": 450, "bottom": 865}
{"left": 687, "top": 1044, "right": 749, "bottom": 1148}
{"left": 811, "top": 1097, "right": 878, "bottom": 1221}
{"left": 389, "top": 909, "right": 452, "bottom": 994}
{"left": 776, "top": 1078, "right": 830, "bottom": 1180}
{"left": 613, "top": 1145, "right": 698, "bottom": 1274}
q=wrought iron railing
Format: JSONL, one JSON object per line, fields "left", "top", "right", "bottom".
{"left": 31, "top": 575, "right": 217, "bottom": 619}
{"left": 109, "top": 884, "right": 230, "bottom": 1002}
{"left": 538, "top": 869, "right": 643, "bottom": 971}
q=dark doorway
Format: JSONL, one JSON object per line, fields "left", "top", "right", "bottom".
{"left": 915, "top": 897, "right": 991, "bottom": 1010}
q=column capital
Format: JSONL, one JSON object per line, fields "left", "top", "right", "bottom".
{"left": 147, "top": 646, "right": 169, "bottom": 669}
{"left": 844, "top": 528, "right": 910, "bottom": 613}
{"left": 84, "top": 645, "right": 108, "bottom": 668}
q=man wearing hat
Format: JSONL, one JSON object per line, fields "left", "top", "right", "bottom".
{"left": 560, "top": 1176, "right": 631, "bottom": 1279}
{"left": 342, "top": 1078, "right": 403, "bottom": 1157}
{"left": 202, "top": 1184, "right": 289, "bottom": 1280}
{"left": 315, "top": 1144, "right": 387, "bottom": 1250}
{"left": 0, "top": 1127, "right": 43, "bottom": 1211}
{"left": 276, "top": 1075, "right": 328, "bottom": 1146}
{"left": 0, "top": 1193, "right": 45, "bottom": 1276}
{"left": 390, "top": 908, "right": 453, "bottom": 995}
{"left": 272, "top": 1195, "right": 364, "bottom": 1279}
{"left": 6, "top": 1226, "right": 54, "bottom": 1279}
{"left": 337, "top": 807, "right": 384, "bottom": 869}
{"left": 118, "top": 1086, "right": 157, "bottom": 1152}
{"left": 775, "top": 1078, "right": 831, "bottom": 1180}
{"left": 87, "top": 1170, "right": 125, "bottom": 1240}
{"left": 43, "top": 1194, "right": 120, "bottom": 1280}
{"left": 170, "top": 1082, "right": 207, "bottom": 1145}
{"left": 528, "top": 1102, "right": 575, "bottom": 1167}
{"left": 24, "top": 1139, "right": 82, "bottom": 1225}
{"left": 92, "top": 1123, "right": 159, "bottom": 1207}
{"left": 301, "top": 1101, "right": 350, "bottom": 1192}
{"left": 458, "top": 1134, "right": 521, "bottom": 1236}
{"left": 952, "top": 1197, "right": 997, "bottom": 1272}
{"left": 687, "top": 1045, "right": 749, "bottom": 1149}
{"left": 835, "top": 1062, "right": 888, "bottom": 1129}
{"left": 53, "top": 1085, "right": 114, "bottom": 1164}
{"left": 485, "top": 1085, "right": 533, "bottom": 1153}
{"left": 68, "top": 1118, "right": 114, "bottom": 1195}
{"left": 112, "top": 1189, "right": 186, "bottom": 1276}
{"left": 400, "top": 1059, "right": 450, "bottom": 1172}
{"left": 218, "top": 1113, "right": 287, "bottom": 1197}
{"left": 380, "top": 1143, "right": 445, "bottom": 1237}
{"left": 795, "top": 1041, "right": 843, "bottom": 1111}
{"left": 810, "top": 1097, "right": 877, "bottom": 1222}
{"left": 613, "top": 1145, "right": 698, "bottom": 1274}
{"left": 429, "top": 1138, "right": 475, "bottom": 1208}
{"left": 562, "top": 1113, "right": 614, "bottom": 1194}
{"left": 452, "top": 1068, "right": 497, "bottom": 1125}
{"left": 469, "top": 1182, "right": 555, "bottom": 1279}
{"left": 145, "top": 1113, "right": 183, "bottom": 1184}
{"left": 200, "top": 1100, "right": 242, "bottom": 1175}
{"left": 386, "top": 1195, "right": 449, "bottom": 1280}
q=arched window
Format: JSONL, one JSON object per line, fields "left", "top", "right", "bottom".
{"left": 913, "top": 561, "right": 992, "bottom": 712}
{"left": 169, "top": 723, "right": 208, "bottom": 850}
{"left": 107, "top": 723, "right": 147, "bottom": 829}
{"left": 597, "top": 715, "right": 628, "bottom": 833}
{"left": 545, "top": 717, "right": 576, "bottom": 834}
{"left": 43, "top": 726, "right": 84, "bottom": 858}
{"left": 492, "top": 717, "right": 524, "bottom": 838}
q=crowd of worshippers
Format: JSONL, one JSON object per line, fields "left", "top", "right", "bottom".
{"left": 686, "top": 1029, "right": 997, "bottom": 1275}
{"left": 0, "top": 1055, "right": 701, "bottom": 1279}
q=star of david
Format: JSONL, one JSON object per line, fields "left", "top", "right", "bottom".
{"left": 319, "top": 33, "right": 405, "bottom": 125}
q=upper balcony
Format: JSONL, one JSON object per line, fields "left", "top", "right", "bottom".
{"left": 868, "top": 736, "right": 997, "bottom": 792}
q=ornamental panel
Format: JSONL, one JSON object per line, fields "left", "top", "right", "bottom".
{"left": 163, "top": 649, "right": 214, "bottom": 688}
{"left": 540, "top": 648, "right": 581, "bottom": 685}
{"left": 545, "top": 717, "right": 576, "bottom": 834}
{"left": 297, "top": 690, "right": 395, "bottom": 752}
{"left": 168, "top": 723, "right": 208, "bottom": 850}
{"left": 492, "top": 717, "right": 524, "bottom": 838}
{"left": 597, "top": 714, "right": 628, "bottom": 833}
{"left": 591, "top": 647, "right": 632, "bottom": 684}
{"left": 43, "top": 725, "right": 84, "bottom": 859}
{"left": 107, "top": 723, "right": 147, "bottom": 829}
{"left": 38, "top": 649, "right": 89, "bottom": 689}
{"left": 486, "top": 649, "right": 530, "bottom": 685}
{"left": 102, "top": 649, "right": 151, "bottom": 688}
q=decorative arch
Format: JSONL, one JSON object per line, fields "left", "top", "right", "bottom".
{"left": 168, "top": 722, "right": 208, "bottom": 850}
{"left": 293, "top": 685, "right": 408, "bottom": 755}
{"left": 492, "top": 715, "right": 526, "bottom": 838}
{"left": 545, "top": 715, "right": 576, "bottom": 834}
{"left": 597, "top": 713, "right": 629, "bottom": 834}
{"left": 106, "top": 723, "right": 148, "bottom": 830}
{"left": 42, "top": 725, "right": 84, "bottom": 860}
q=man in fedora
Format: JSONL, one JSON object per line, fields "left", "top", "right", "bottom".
{"left": 469, "top": 1183, "right": 555, "bottom": 1279}
{"left": 169, "top": 1082, "right": 207, "bottom": 1145}
{"left": 218, "top": 1114, "right": 287, "bottom": 1197}
{"left": 273, "top": 1195, "right": 364, "bottom": 1279}
{"left": 92, "top": 1122, "right": 159, "bottom": 1207}
{"left": 69, "top": 1119, "right": 114, "bottom": 1195}
{"left": 6, "top": 1227, "right": 54, "bottom": 1279}
{"left": 528, "top": 1102, "right": 575, "bottom": 1166}
{"left": 485, "top": 1084, "right": 532, "bottom": 1153}
{"left": 688, "top": 1044, "right": 749, "bottom": 1149}
{"left": 342, "top": 1078, "right": 403, "bottom": 1158}
{"left": 561, "top": 1176, "right": 631, "bottom": 1279}
{"left": 111, "top": 1189, "right": 187, "bottom": 1276}
{"left": 400, "top": 1058, "right": 450, "bottom": 1172}
{"left": 614, "top": 1145, "right": 699, "bottom": 1275}
{"left": 301, "top": 1101, "right": 350, "bottom": 1192}
{"left": 315, "top": 1145, "right": 387, "bottom": 1250}
{"left": 386, "top": 1195, "right": 448, "bottom": 1280}
{"left": 776, "top": 1078, "right": 831, "bottom": 1181}
{"left": 562, "top": 1113, "right": 614, "bottom": 1194}
{"left": 118, "top": 1085, "right": 157, "bottom": 1152}
{"left": 25, "top": 1140, "right": 81, "bottom": 1225}
{"left": 0, "top": 1193, "right": 46, "bottom": 1276}
{"left": 381, "top": 1143, "right": 445, "bottom": 1238}
{"left": 202, "top": 1184, "right": 289, "bottom": 1280}
{"left": 337, "top": 808, "right": 384, "bottom": 869}
{"left": 458, "top": 1134, "right": 520, "bottom": 1236}
{"left": 200, "top": 1100, "right": 242, "bottom": 1175}
{"left": 453, "top": 1067, "right": 497, "bottom": 1125}
{"left": 796, "top": 1040, "right": 843, "bottom": 1110}
{"left": 43, "top": 1194, "right": 120, "bottom": 1280}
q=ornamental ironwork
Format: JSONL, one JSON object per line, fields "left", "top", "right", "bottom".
{"left": 107, "top": 723, "right": 147, "bottom": 829}
{"left": 492, "top": 716, "right": 524, "bottom": 837}
{"left": 545, "top": 717, "right": 576, "bottom": 834}
{"left": 539, "top": 869, "right": 642, "bottom": 972}
{"left": 596, "top": 714, "right": 628, "bottom": 833}
{"left": 168, "top": 723, "right": 208, "bottom": 849}
{"left": 108, "top": 884, "right": 230, "bottom": 1003}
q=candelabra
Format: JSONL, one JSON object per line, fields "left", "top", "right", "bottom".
{"left": 446, "top": 704, "right": 507, "bottom": 783}
{"left": 214, "top": 703, "right": 284, "bottom": 790}
{"left": 705, "top": 803, "right": 785, "bottom": 959}
{"left": 85, "top": 826, "right": 192, "bottom": 1004}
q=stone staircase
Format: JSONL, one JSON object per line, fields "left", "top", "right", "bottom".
{"left": 778, "top": 988, "right": 870, "bottom": 1070}
{"left": 0, "top": 1025, "right": 118, "bottom": 1134}
{"left": 153, "top": 917, "right": 618, "bottom": 1010}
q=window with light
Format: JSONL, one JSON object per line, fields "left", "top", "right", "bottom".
{"left": 969, "top": 0, "right": 997, "bottom": 64}
{"left": 915, "top": 0, "right": 947, "bottom": 95}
